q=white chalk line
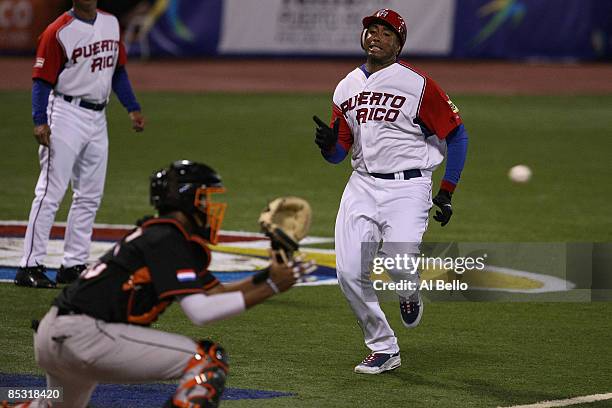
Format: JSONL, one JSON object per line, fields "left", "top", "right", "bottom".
{"left": 498, "top": 392, "right": 612, "bottom": 408}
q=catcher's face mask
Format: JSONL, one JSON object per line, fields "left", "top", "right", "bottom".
{"left": 194, "top": 186, "right": 227, "bottom": 244}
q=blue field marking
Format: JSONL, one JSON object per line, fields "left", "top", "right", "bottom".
{"left": 0, "top": 373, "right": 294, "bottom": 406}
{"left": 0, "top": 266, "right": 59, "bottom": 282}
{"left": 0, "top": 266, "right": 337, "bottom": 284}
{"left": 0, "top": 267, "right": 256, "bottom": 283}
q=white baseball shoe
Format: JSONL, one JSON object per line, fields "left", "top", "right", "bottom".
{"left": 354, "top": 352, "right": 401, "bottom": 374}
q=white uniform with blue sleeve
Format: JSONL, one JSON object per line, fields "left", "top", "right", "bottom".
{"left": 20, "top": 8, "right": 141, "bottom": 274}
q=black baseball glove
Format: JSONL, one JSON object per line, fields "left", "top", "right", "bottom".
{"left": 313, "top": 115, "right": 339, "bottom": 150}
{"left": 432, "top": 189, "right": 453, "bottom": 227}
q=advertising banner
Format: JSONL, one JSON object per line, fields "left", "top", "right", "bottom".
{"left": 125, "top": 0, "right": 222, "bottom": 58}
{"left": 0, "top": 0, "right": 64, "bottom": 53}
{"left": 453, "top": 0, "right": 612, "bottom": 60}
{"left": 218, "top": 0, "right": 456, "bottom": 57}
{"left": 122, "top": 0, "right": 612, "bottom": 60}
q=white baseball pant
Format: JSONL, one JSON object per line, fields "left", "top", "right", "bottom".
{"left": 21, "top": 96, "right": 108, "bottom": 268}
{"left": 335, "top": 171, "right": 432, "bottom": 354}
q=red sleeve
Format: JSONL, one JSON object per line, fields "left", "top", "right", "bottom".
{"left": 32, "top": 15, "right": 71, "bottom": 85}
{"left": 440, "top": 180, "right": 457, "bottom": 193}
{"left": 332, "top": 104, "right": 353, "bottom": 152}
{"left": 417, "top": 77, "right": 462, "bottom": 140}
{"left": 118, "top": 41, "right": 127, "bottom": 66}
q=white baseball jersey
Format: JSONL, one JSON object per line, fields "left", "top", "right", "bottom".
{"left": 331, "top": 61, "right": 462, "bottom": 174}
{"left": 329, "top": 61, "right": 463, "bottom": 355}
{"left": 32, "top": 10, "right": 125, "bottom": 103}
{"left": 22, "top": 9, "right": 130, "bottom": 270}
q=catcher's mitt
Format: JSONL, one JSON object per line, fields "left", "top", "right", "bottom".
{"left": 258, "top": 196, "right": 312, "bottom": 262}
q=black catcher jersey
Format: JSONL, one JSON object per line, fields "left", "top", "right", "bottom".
{"left": 54, "top": 218, "right": 220, "bottom": 325}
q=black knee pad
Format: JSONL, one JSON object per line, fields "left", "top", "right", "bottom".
{"left": 172, "top": 340, "right": 229, "bottom": 408}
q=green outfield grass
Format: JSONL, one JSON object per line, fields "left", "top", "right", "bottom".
{"left": 1, "top": 91, "right": 612, "bottom": 240}
{"left": 2, "top": 285, "right": 612, "bottom": 408}
{"left": 1, "top": 91, "right": 612, "bottom": 407}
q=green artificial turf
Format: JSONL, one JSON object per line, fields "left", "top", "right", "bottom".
{"left": 1, "top": 91, "right": 611, "bottom": 240}
{"left": 1, "top": 285, "right": 611, "bottom": 408}
{"left": 1, "top": 91, "right": 612, "bottom": 407}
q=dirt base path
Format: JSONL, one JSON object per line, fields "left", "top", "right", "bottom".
{"left": 2, "top": 57, "right": 611, "bottom": 95}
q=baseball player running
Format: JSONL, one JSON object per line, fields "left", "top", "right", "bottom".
{"left": 313, "top": 9, "right": 468, "bottom": 374}
{"left": 15, "top": 0, "right": 145, "bottom": 289}
{"left": 19, "top": 160, "right": 313, "bottom": 408}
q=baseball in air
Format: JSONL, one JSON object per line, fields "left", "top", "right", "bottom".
{"left": 508, "top": 165, "right": 532, "bottom": 183}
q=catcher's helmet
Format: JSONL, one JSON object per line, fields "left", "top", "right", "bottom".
{"left": 150, "top": 160, "right": 226, "bottom": 243}
{"left": 361, "top": 9, "right": 407, "bottom": 53}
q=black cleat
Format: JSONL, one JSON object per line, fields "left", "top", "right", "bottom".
{"left": 57, "top": 264, "right": 87, "bottom": 284}
{"left": 14, "top": 265, "right": 56, "bottom": 289}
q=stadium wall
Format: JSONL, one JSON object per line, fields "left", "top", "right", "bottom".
{"left": 2, "top": 0, "right": 611, "bottom": 60}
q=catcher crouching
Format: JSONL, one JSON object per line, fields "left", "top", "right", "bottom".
{"left": 21, "top": 160, "right": 314, "bottom": 408}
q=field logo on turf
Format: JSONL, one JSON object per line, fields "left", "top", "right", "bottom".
{"left": 0, "top": 222, "right": 575, "bottom": 293}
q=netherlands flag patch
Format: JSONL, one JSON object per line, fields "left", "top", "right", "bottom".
{"left": 176, "top": 269, "right": 197, "bottom": 282}
{"left": 34, "top": 57, "right": 45, "bottom": 68}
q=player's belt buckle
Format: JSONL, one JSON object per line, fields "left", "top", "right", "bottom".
{"left": 369, "top": 169, "right": 421, "bottom": 180}
{"left": 58, "top": 93, "right": 106, "bottom": 111}
{"left": 78, "top": 99, "right": 106, "bottom": 111}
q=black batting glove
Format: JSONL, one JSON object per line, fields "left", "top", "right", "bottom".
{"left": 313, "top": 115, "right": 339, "bottom": 150}
{"left": 432, "top": 189, "right": 453, "bottom": 227}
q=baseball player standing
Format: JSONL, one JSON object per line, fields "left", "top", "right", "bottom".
{"left": 15, "top": 0, "right": 145, "bottom": 289}
{"left": 313, "top": 9, "right": 468, "bottom": 374}
{"left": 19, "top": 160, "right": 313, "bottom": 408}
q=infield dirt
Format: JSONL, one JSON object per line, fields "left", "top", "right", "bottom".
{"left": 1, "top": 57, "right": 611, "bottom": 95}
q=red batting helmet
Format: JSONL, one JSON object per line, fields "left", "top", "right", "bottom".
{"left": 361, "top": 9, "right": 407, "bottom": 52}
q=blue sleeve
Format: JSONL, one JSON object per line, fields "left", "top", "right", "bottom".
{"left": 32, "top": 79, "right": 53, "bottom": 126}
{"left": 112, "top": 66, "right": 141, "bottom": 113}
{"left": 442, "top": 124, "right": 468, "bottom": 188}
{"left": 322, "top": 142, "right": 348, "bottom": 164}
